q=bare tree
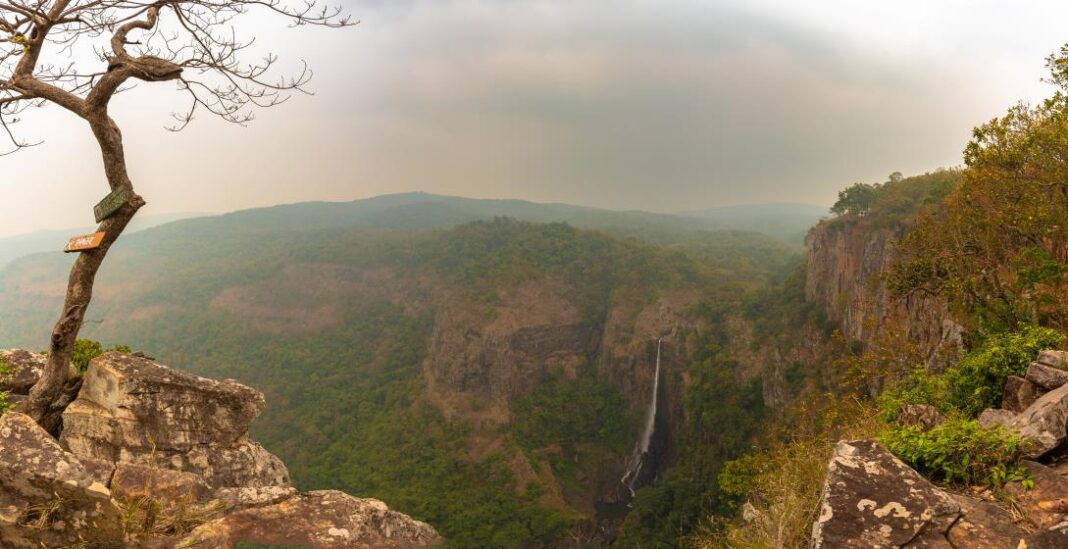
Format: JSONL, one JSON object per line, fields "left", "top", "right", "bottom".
{"left": 2, "top": 0, "right": 351, "bottom": 426}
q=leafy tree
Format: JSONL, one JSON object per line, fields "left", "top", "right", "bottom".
{"left": 1, "top": 0, "right": 351, "bottom": 425}
{"left": 830, "top": 183, "right": 879, "bottom": 216}
{"left": 890, "top": 47, "right": 1068, "bottom": 332}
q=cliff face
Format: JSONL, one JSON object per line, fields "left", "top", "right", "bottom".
{"left": 805, "top": 217, "right": 963, "bottom": 369}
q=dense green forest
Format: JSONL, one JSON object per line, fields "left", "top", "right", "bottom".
{"left": 0, "top": 202, "right": 810, "bottom": 547}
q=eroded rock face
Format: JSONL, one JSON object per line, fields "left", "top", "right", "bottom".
{"left": 1007, "top": 382, "right": 1068, "bottom": 458}
{"left": 0, "top": 412, "right": 123, "bottom": 548}
{"left": 60, "top": 352, "right": 289, "bottom": 488}
{"left": 811, "top": 440, "right": 961, "bottom": 548}
{"left": 180, "top": 490, "right": 441, "bottom": 548}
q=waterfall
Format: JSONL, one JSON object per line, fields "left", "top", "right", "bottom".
{"left": 621, "top": 337, "right": 662, "bottom": 498}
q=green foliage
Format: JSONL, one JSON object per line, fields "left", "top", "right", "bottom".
{"left": 830, "top": 171, "right": 958, "bottom": 223}
{"left": 71, "top": 339, "right": 133, "bottom": 373}
{"left": 879, "top": 419, "right": 1030, "bottom": 488}
{"left": 876, "top": 367, "right": 951, "bottom": 421}
{"left": 944, "top": 326, "right": 1064, "bottom": 417}
{"left": 831, "top": 182, "right": 879, "bottom": 216}
{"left": 511, "top": 363, "right": 631, "bottom": 455}
{"left": 877, "top": 326, "right": 1063, "bottom": 420}
{"left": 0, "top": 357, "right": 12, "bottom": 416}
{"left": 890, "top": 47, "right": 1068, "bottom": 332}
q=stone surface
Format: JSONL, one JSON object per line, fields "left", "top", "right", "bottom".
{"left": 1003, "top": 375, "right": 1044, "bottom": 413}
{"left": 1006, "top": 461, "right": 1068, "bottom": 530}
{"left": 0, "top": 412, "right": 123, "bottom": 548}
{"left": 61, "top": 352, "right": 290, "bottom": 488}
{"left": 1023, "top": 522, "right": 1068, "bottom": 549}
{"left": 0, "top": 349, "right": 48, "bottom": 394}
{"left": 1027, "top": 361, "right": 1068, "bottom": 390}
{"left": 1007, "top": 382, "right": 1068, "bottom": 458}
{"left": 945, "top": 494, "right": 1027, "bottom": 548}
{"left": 978, "top": 408, "right": 1016, "bottom": 430}
{"left": 0, "top": 351, "right": 441, "bottom": 548}
{"left": 897, "top": 404, "right": 945, "bottom": 431}
{"left": 1037, "top": 350, "right": 1068, "bottom": 368}
{"left": 810, "top": 440, "right": 961, "bottom": 548}
{"left": 180, "top": 490, "right": 441, "bottom": 548}
{"left": 111, "top": 462, "right": 213, "bottom": 504}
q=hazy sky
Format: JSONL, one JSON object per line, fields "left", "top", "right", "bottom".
{"left": 3, "top": 0, "right": 1068, "bottom": 237}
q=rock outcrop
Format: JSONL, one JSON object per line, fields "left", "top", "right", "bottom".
{"left": 812, "top": 440, "right": 962, "bottom": 548}
{"left": 805, "top": 218, "right": 963, "bottom": 370}
{"left": 813, "top": 349, "right": 1068, "bottom": 548}
{"left": 812, "top": 439, "right": 1068, "bottom": 548}
{"left": 0, "top": 351, "right": 440, "bottom": 548}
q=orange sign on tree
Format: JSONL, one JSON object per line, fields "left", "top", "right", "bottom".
{"left": 64, "top": 232, "right": 106, "bottom": 253}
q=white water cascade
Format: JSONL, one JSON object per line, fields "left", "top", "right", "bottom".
{"left": 620, "top": 337, "right": 662, "bottom": 498}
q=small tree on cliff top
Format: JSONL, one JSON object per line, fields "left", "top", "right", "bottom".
{"left": 1, "top": 0, "right": 351, "bottom": 425}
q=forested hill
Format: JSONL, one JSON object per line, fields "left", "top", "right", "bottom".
{"left": 0, "top": 202, "right": 806, "bottom": 547}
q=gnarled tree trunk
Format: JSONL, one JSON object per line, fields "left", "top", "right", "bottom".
{"left": 18, "top": 111, "right": 144, "bottom": 429}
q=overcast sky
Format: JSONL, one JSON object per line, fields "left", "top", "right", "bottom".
{"left": 2, "top": 0, "right": 1067, "bottom": 237}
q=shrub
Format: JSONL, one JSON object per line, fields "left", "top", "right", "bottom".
{"left": 0, "top": 357, "right": 11, "bottom": 416}
{"left": 71, "top": 339, "right": 133, "bottom": 373}
{"left": 944, "top": 326, "right": 1064, "bottom": 417}
{"left": 875, "top": 367, "right": 950, "bottom": 422}
{"left": 879, "top": 419, "right": 1031, "bottom": 488}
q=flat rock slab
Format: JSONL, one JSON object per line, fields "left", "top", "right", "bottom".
{"left": 1008, "top": 382, "right": 1068, "bottom": 458}
{"left": 60, "top": 352, "right": 289, "bottom": 488}
{"left": 1027, "top": 362, "right": 1068, "bottom": 391}
{"left": 1037, "top": 350, "right": 1068, "bottom": 369}
{"left": 62, "top": 352, "right": 265, "bottom": 456}
{"left": 180, "top": 490, "right": 441, "bottom": 548}
{"left": 811, "top": 440, "right": 961, "bottom": 548}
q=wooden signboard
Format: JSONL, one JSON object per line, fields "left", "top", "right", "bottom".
{"left": 64, "top": 232, "right": 106, "bottom": 253}
{"left": 93, "top": 187, "right": 131, "bottom": 223}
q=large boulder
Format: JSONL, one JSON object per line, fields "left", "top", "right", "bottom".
{"left": 0, "top": 412, "right": 123, "bottom": 548}
{"left": 60, "top": 352, "right": 290, "bottom": 488}
{"left": 1003, "top": 375, "right": 1044, "bottom": 413}
{"left": 0, "top": 350, "right": 47, "bottom": 394}
{"left": 1007, "top": 382, "right": 1068, "bottom": 458}
{"left": 811, "top": 439, "right": 1034, "bottom": 549}
{"left": 1026, "top": 362, "right": 1068, "bottom": 391}
{"left": 1037, "top": 350, "right": 1068, "bottom": 368}
{"left": 811, "top": 440, "right": 961, "bottom": 548}
{"left": 179, "top": 490, "right": 441, "bottom": 548}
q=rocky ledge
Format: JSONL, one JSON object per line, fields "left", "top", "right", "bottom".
{"left": 0, "top": 350, "right": 440, "bottom": 548}
{"left": 811, "top": 350, "right": 1068, "bottom": 548}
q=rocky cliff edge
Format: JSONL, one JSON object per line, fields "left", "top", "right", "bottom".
{"left": 0, "top": 349, "right": 441, "bottom": 548}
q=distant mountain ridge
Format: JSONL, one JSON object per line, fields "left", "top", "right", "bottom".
{"left": 0, "top": 212, "right": 208, "bottom": 270}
